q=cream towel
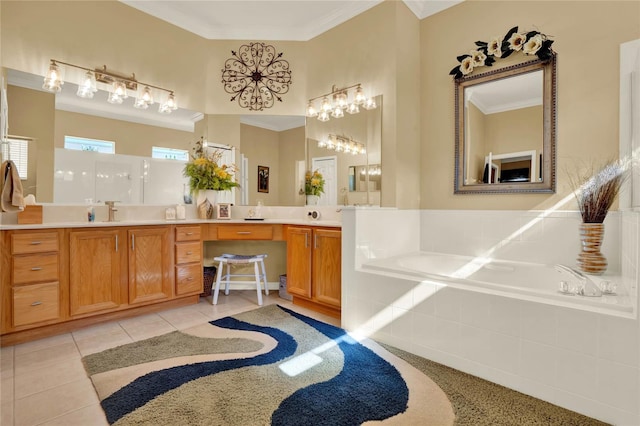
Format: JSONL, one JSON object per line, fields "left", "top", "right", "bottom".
{"left": 1, "top": 160, "right": 25, "bottom": 212}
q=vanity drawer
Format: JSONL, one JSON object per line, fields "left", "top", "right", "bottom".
{"left": 175, "top": 242, "right": 202, "bottom": 264}
{"left": 13, "top": 282, "right": 60, "bottom": 327}
{"left": 175, "top": 226, "right": 201, "bottom": 242}
{"left": 217, "top": 225, "right": 274, "bottom": 240}
{"left": 11, "top": 232, "right": 59, "bottom": 254}
{"left": 175, "top": 264, "right": 203, "bottom": 295}
{"left": 12, "top": 253, "right": 60, "bottom": 285}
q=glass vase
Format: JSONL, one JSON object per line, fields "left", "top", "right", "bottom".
{"left": 577, "top": 222, "right": 607, "bottom": 275}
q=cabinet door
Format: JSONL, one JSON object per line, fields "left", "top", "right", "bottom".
{"left": 69, "top": 230, "right": 122, "bottom": 316}
{"left": 312, "top": 229, "right": 341, "bottom": 308}
{"left": 128, "top": 227, "right": 172, "bottom": 304}
{"left": 286, "top": 227, "right": 312, "bottom": 298}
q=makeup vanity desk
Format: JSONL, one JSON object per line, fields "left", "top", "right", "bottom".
{"left": 0, "top": 220, "right": 341, "bottom": 345}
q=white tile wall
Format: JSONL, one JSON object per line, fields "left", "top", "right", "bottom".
{"left": 342, "top": 208, "right": 640, "bottom": 425}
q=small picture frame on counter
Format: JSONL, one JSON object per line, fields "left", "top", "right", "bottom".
{"left": 216, "top": 203, "right": 231, "bottom": 220}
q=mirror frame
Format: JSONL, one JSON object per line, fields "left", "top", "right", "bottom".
{"left": 454, "top": 55, "right": 556, "bottom": 194}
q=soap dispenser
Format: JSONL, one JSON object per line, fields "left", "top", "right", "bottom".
{"left": 85, "top": 198, "right": 95, "bottom": 222}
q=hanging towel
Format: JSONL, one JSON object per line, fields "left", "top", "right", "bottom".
{"left": 1, "top": 160, "right": 25, "bottom": 212}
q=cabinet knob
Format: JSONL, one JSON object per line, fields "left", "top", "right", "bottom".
{"left": 237, "top": 231, "right": 251, "bottom": 235}
{"left": 31, "top": 267, "right": 43, "bottom": 271}
{"left": 186, "top": 251, "right": 193, "bottom": 255}
{"left": 186, "top": 277, "right": 193, "bottom": 281}
{"left": 30, "top": 241, "right": 42, "bottom": 245}
{"left": 186, "top": 232, "right": 193, "bottom": 236}
{"left": 31, "top": 301, "right": 42, "bottom": 306}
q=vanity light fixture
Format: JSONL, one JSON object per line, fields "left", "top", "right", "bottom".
{"left": 317, "top": 134, "right": 366, "bottom": 156}
{"left": 42, "top": 59, "right": 177, "bottom": 114}
{"left": 306, "top": 83, "right": 376, "bottom": 122}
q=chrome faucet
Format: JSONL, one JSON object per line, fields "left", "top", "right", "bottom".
{"left": 105, "top": 201, "right": 118, "bottom": 222}
{"left": 554, "top": 264, "right": 602, "bottom": 297}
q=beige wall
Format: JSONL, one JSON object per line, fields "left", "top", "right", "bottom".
{"left": 55, "top": 111, "right": 194, "bottom": 157}
{"left": 240, "top": 124, "right": 306, "bottom": 206}
{"left": 278, "top": 126, "right": 306, "bottom": 206}
{"left": 467, "top": 102, "right": 486, "bottom": 184}
{"left": 484, "top": 106, "right": 543, "bottom": 156}
{"left": 6, "top": 85, "right": 54, "bottom": 201}
{"left": 240, "top": 124, "right": 280, "bottom": 206}
{"left": 421, "top": 0, "right": 640, "bottom": 210}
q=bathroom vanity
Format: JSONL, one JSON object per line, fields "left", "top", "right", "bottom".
{"left": 0, "top": 219, "right": 341, "bottom": 345}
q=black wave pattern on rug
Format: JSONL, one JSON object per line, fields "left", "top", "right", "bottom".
{"left": 99, "top": 305, "right": 408, "bottom": 425}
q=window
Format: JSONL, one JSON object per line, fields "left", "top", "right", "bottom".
{"left": 1, "top": 137, "right": 29, "bottom": 179}
{"left": 64, "top": 136, "right": 115, "bottom": 154}
{"left": 151, "top": 146, "right": 189, "bottom": 161}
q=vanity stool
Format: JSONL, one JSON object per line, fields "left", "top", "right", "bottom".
{"left": 212, "top": 254, "right": 269, "bottom": 305}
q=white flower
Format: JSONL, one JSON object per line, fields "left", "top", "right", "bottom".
{"left": 470, "top": 50, "right": 487, "bottom": 67}
{"left": 523, "top": 34, "right": 544, "bottom": 55}
{"left": 487, "top": 36, "right": 503, "bottom": 57}
{"left": 460, "top": 57, "right": 474, "bottom": 75}
{"left": 508, "top": 32, "right": 527, "bottom": 51}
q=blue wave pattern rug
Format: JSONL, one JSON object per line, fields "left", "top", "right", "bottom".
{"left": 83, "top": 305, "right": 454, "bottom": 425}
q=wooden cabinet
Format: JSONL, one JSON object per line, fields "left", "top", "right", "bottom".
{"left": 4, "top": 231, "right": 63, "bottom": 329}
{"left": 174, "top": 225, "right": 203, "bottom": 296}
{"left": 286, "top": 226, "right": 341, "bottom": 318}
{"left": 286, "top": 227, "right": 312, "bottom": 298}
{"left": 69, "top": 229, "right": 124, "bottom": 316}
{"left": 312, "top": 228, "right": 342, "bottom": 308}
{"left": 128, "top": 227, "right": 172, "bottom": 304}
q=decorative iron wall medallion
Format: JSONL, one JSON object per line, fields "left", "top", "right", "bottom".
{"left": 221, "top": 42, "right": 292, "bottom": 111}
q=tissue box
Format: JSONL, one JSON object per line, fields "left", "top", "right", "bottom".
{"left": 17, "top": 205, "right": 43, "bottom": 224}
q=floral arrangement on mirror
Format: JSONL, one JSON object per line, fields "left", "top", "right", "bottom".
{"left": 305, "top": 170, "right": 325, "bottom": 196}
{"left": 183, "top": 137, "right": 239, "bottom": 193}
{"left": 450, "top": 26, "right": 554, "bottom": 79}
{"left": 568, "top": 159, "right": 629, "bottom": 275}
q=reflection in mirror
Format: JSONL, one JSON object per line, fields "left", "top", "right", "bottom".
{"left": 454, "top": 56, "right": 556, "bottom": 194}
{"left": 5, "top": 68, "right": 307, "bottom": 206}
{"left": 305, "top": 95, "right": 382, "bottom": 206}
{"left": 349, "top": 164, "right": 381, "bottom": 192}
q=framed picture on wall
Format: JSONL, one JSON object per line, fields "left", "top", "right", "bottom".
{"left": 216, "top": 203, "right": 231, "bottom": 219}
{"left": 258, "top": 165, "right": 269, "bottom": 193}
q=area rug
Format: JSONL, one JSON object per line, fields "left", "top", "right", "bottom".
{"left": 83, "top": 305, "right": 454, "bottom": 425}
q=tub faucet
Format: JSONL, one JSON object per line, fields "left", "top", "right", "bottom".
{"left": 554, "top": 264, "right": 602, "bottom": 297}
{"left": 105, "top": 201, "right": 118, "bottom": 222}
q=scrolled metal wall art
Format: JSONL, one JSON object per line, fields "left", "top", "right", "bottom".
{"left": 221, "top": 42, "right": 292, "bottom": 111}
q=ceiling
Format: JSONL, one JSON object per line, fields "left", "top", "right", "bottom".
{"left": 120, "top": 0, "right": 464, "bottom": 41}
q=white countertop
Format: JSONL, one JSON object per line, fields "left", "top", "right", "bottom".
{"left": 0, "top": 217, "right": 341, "bottom": 230}
{"left": 0, "top": 204, "right": 343, "bottom": 230}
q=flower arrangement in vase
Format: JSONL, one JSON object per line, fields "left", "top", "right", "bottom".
{"left": 183, "top": 137, "right": 239, "bottom": 219}
{"left": 569, "top": 159, "right": 629, "bottom": 275}
{"left": 304, "top": 170, "right": 325, "bottom": 205}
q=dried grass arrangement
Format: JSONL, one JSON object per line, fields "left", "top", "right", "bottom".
{"left": 568, "top": 159, "right": 629, "bottom": 223}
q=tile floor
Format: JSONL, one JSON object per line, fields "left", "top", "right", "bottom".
{"left": 0, "top": 292, "right": 339, "bottom": 426}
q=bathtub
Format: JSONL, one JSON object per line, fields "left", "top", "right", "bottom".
{"left": 360, "top": 251, "right": 633, "bottom": 315}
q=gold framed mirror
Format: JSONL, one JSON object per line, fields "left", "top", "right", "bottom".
{"left": 454, "top": 55, "right": 556, "bottom": 194}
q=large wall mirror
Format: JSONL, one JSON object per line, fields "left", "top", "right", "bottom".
{"left": 3, "top": 68, "right": 308, "bottom": 207}
{"left": 305, "top": 95, "right": 382, "bottom": 206}
{"left": 454, "top": 56, "right": 556, "bottom": 194}
{"left": 4, "top": 67, "right": 382, "bottom": 207}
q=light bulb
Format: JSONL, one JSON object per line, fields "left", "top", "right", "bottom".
{"left": 306, "top": 101, "right": 318, "bottom": 117}
{"left": 42, "top": 62, "right": 63, "bottom": 93}
{"left": 320, "top": 97, "right": 331, "bottom": 112}
{"left": 317, "top": 111, "right": 330, "bottom": 122}
{"left": 354, "top": 85, "right": 366, "bottom": 105}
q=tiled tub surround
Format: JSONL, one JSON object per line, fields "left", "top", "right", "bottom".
{"left": 342, "top": 208, "right": 640, "bottom": 425}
